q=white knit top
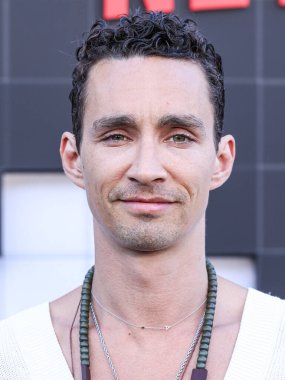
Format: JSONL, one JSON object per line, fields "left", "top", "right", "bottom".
{"left": 0, "top": 288, "right": 284, "bottom": 379}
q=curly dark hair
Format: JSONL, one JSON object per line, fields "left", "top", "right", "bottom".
{"left": 70, "top": 11, "right": 224, "bottom": 151}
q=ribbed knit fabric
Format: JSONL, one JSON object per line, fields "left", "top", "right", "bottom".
{"left": 224, "top": 289, "right": 285, "bottom": 380}
{"left": 0, "top": 303, "right": 73, "bottom": 380}
{"left": 0, "top": 288, "right": 284, "bottom": 379}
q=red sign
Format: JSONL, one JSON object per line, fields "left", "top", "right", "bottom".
{"left": 144, "top": 0, "right": 175, "bottom": 13}
{"left": 103, "top": 0, "right": 174, "bottom": 20}
{"left": 103, "top": 0, "right": 284, "bottom": 19}
{"left": 189, "top": 0, "right": 250, "bottom": 11}
{"left": 103, "top": 0, "right": 129, "bottom": 20}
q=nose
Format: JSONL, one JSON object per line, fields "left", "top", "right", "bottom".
{"left": 127, "top": 139, "right": 167, "bottom": 185}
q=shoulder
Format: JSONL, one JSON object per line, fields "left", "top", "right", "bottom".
{"left": 244, "top": 288, "right": 285, "bottom": 322}
{"left": 215, "top": 277, "right": 285, "bottom": 328}
{"left": 0, "top": 302, "right": 51, "bottom": 345}
{"left": 0, "top": 303, "right": 50, "bottom": 379}
{"left": 1, "top": 302, "right": 52, "bottom": 341}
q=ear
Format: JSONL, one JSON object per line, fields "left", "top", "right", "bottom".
{"left": 60, "top": 132, "right": 85, "bottom": 189}
{"left": 210, "top": 135, "right": 236, "bottom": 191}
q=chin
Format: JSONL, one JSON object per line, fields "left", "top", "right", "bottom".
{"left": 111, "top": 224, "right": 182, "bottom": 252}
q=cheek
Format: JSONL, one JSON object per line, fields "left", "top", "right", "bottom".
{"left": 82, "top": 152, "right": 126, "bottom": 205}
{"left": 180, "top": 160, "right": 215, "bottom": 201}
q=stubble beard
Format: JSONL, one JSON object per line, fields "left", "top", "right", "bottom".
{"left": 108, "top": 213, "right": 186, "bottom": 252}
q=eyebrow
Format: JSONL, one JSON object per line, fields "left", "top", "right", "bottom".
{"left": 92, "top": 113, "right": 206, "bottom": 134}
{"left": 92, "top": 115, "right": 136, "bottom": 132}
{"left": 158, "top": 114, "right": 206, "bottom": 134}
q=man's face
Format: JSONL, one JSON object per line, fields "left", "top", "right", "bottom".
{"left": 79, "top": 56, "right": 219, "bottom": 251}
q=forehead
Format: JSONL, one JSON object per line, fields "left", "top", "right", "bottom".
{"left": 83, "top": 56, "right": 214, "bottom": 128}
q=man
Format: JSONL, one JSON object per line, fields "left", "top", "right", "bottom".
{"left": 0, "top": 11, "right": 284, "bottom": 380}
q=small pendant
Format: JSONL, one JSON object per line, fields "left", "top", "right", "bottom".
{"left": 81, "top": 364, "right": 91, "bottom": 380}
{"left": 191, "top": 368, "right": 208, "bottom": 380}
{"left": 164, "top": 325, "right": 170, "bottom": 330}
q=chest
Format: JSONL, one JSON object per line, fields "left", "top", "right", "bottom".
{"left": 70, "top": 323, "right": 240, "bottom": 380}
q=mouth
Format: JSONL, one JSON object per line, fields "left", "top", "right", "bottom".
{"left": 118, "top": 197, "right": 176, "bottom": 213}
{"left": 123, "top": 196, "right": 174, "bottom": 203}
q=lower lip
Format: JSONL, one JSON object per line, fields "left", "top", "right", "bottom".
{"left": 122, "top": 201, "right": 173, "bottom": 213}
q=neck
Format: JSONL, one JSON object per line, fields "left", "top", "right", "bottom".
{"left": 91, "top": 222, "right": 208, "bottom": 327}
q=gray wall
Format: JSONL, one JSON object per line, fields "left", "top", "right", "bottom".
{"left": 0, "top": 0, "right": 285, "bottom": 296}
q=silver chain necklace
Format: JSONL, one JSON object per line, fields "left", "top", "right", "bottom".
{"left": 90, "top": 302, "right": 205, "bottom": 380}
{"left": 91, "top": 291, "right": 206, "bottom": 331}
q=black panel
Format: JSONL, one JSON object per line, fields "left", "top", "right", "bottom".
{"left": 263, "top": 1, "right": 285, "bottom": 78}
{"left": 0, "top": 83, "right": 6, "bottom": 256}
{"left": 258, "top": 254, "right": 285, "bottom": 298}
{"left": 264, "top": 171, "right": 285, "bottom": 247}
{"left": 0, "top": 84, "right": 9, "bottom": 170}
{"left": 0, "top": 0, "right": 3, "bottom": 77}
{"left": 10, "top": 0, "right": 90, "bottom": 78}
{"left": 5, "top": 84, "right": 70, "bottom": 170}
{"left": 190, "top": 3, "right": 256, "bottom": 78}
{"left": 206, "top": 168, "right": 256, "bottom": 254}
{"left": 224, "top": 84, "right": 256, "bottom": 166}
{"left": 264, "top": 86, "right": 285, "bottom": 164}
{"left": 0, "top": 86, "right": 4, "bottom": 169}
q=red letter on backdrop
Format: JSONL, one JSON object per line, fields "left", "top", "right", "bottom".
{"left": 189, "top": 0, "right": 250, "bottom": 11}
{"left": 103, "top": 0, "right": 174, "bottom": 19}
{"left": 103, "top": 0, "right": 128, "bottom": 20}
{"left": 278, "top": 0, "right": 285, "bottom": 6}
{"left": 143, "top": 0, "right": 175, "bottom": 12}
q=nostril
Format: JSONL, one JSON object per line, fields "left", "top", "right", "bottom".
{"left": 129, "top": 177, "right": 139, "bottom": 183}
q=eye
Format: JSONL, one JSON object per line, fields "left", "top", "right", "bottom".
{"left": 102, "top": 133, "right": 131, "bottom": 146}
{"left": 106, "top": 134, "right": 126, "bottom": 141}
{"left": 169, "top": 134, "right": 194, "bottom": 144}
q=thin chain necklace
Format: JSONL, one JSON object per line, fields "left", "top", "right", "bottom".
{"left": 79, "top": 259, "right": 217, "bottom": 380}
{"left": 90, "top": 302, "right": 205, "bottom": 380}
{"left": 91, "top": 291, "right": 207, "bottom": 331}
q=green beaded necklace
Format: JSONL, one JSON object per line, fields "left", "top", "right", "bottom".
{"left": 79, "top": 259, "right": 217, "bottom": 380}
